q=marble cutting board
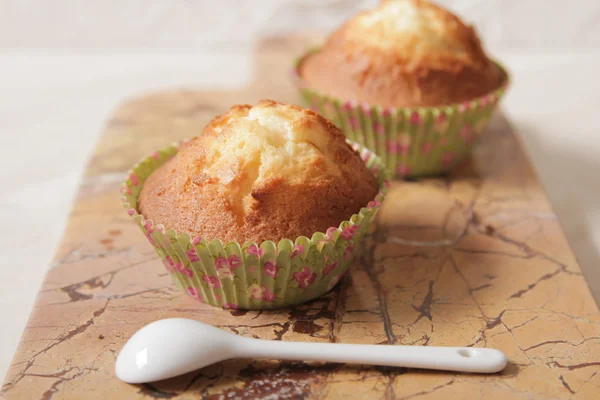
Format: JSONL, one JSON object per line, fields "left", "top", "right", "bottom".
{"left": 2, "top": 36, "right": 599, "bottom": 399}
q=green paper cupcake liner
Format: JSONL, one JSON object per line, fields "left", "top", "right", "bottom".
{"left": 121, "top": 140, "right": 389, "bottom": 310}
{"left": 292, "top": 49, "right": 509, "bottom": 178}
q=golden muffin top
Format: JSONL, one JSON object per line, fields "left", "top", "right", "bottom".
{"left": 333, "top": 0, "right": 490, "bottom": 70}
{"left": 299, "top": 0, "right": 503, "bottom": 107}
{"left": 197, "top": 100, "right": 345, "bottom": 196}
{"left": 138, "top": 100, "right": 379, "bottom": 243}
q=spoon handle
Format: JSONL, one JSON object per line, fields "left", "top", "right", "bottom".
{"left": 238, "top": 339, "right": 507, "bottom": 373}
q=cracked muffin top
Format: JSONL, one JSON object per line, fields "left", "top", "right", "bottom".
{"left": 138, "top": 100, "right": 379, "bottom": 243}
{"left": 299, "top": 0, "right": 504, "bottom": 108}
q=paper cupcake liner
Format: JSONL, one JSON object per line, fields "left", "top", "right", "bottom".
{"left": 292, "top": 49, "right": 509, "bottom": 178}
{"left": 121, "top": 141, "right": 389, "bottom": 310}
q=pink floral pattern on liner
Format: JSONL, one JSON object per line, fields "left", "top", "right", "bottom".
{"left": 142, "top": 220, "right": 157, "bottom": 247}
{"left": 409, "top": 112, "right": 422, "bottom": 125}
{"left": 367, "top": 199, "right": 381, "bottom": 209}
{"left": 386, "top": 140, "right": 399, "bottom": 154}
{"left": 479, "top": 94, "right": 492, "bottom": 108}
{"left": 192, "top": 236, "right": 202, "bottom": 246}
{"left": 396, "top": 164, "right": 411, "bottom": 177}
{"left": 398, "top": 134, "right": 411, "bottom": 153}
{"left": 163, "top": 256, "right": 176, "bottom": 273}
{"left": 348, "top": 116, "right": 359, "bottom": 130}
{"left": 215, "top": 255, "right": 242, "bottom": 271}
{"left": 421, "top": 142, "right": 434, "bottom": 154}
{"left": 247, "top": 245, "right": 264, "bottom": 258}
{"left": 316, "top": 227, "right": 338, "bottom": 247}
{"left": 372, "top": 121, "right": 385, "bottom": 136}
{"left": 247, "top": 284, "right": 262, "bottom": 297}
{"left": 323, "top": 261, "right": 338, "bottom": 276}
{"left": 293, "top": 266, "right": 317, "bottom": 289}
{"left": 222, "top": 303, "right": 239, "bottom": 310}
{"left": 215, "top": 254, "right": 241, "bottom": 280}
{"left": 458, "top": 102, "right": 470, "bottom": 113}
{"left": 164, "top": 256, "right": 193, "bottom": 277}
{"left": 187, "top": 287, "right": 202, "bottom": 301}
{"left": 340, "top": 225, "right": 358, "bottom": 240}
{"left": 360, "top": 148, "right": 371, "bottom": 163}
{"left": 262, "top": 261, "right": 279, "bottom": 278}
{"left": 129, "top": 173, "right": 139, "bottom": 186}
{"left": 262, "top": 290, "right": 275, "bottom": 302}
{"left": 217, "top": 267, "right": 234, "bottom": 280}
{"left": 325, "top": 227, "right": 338, "bottom": 241}
{"left": 386, "top": 134, "right": 411, "bottom": 154}
{"left": 441, "top": 152, "right": 455, "bottom": 167}
{"left": 248, "top": 284, "right": 275, "bottom": 302}
{"left": 343, "top": 101, "right": 354, "bottom": 111}
{"left": 291, "top": 244, "right": 304, "bottom": 259}
{"left": 434, "top": 113, "right": 450, "bottom": 134}
{"left": 343, "top": 244, "right": 354, "bottom": 260}
{"left": 151, "top": 151, "right": 160, "bottom": 160}
{"left": 143, "top": 220, "right": 153, "bottom": 234}
{"left": 186, "top": 248, "right": 200, "bottom": 263}
{"left": 202, "top": 275, "right": 221, "bottom": 289}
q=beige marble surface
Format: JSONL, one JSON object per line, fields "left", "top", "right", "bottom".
{"left": 1, "top": 36, "right": 599, "bottom": 399}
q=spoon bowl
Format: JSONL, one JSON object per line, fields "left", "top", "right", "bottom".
{"left": 116, "top": 318, "right": 240, "bottom": 383}
{"left": 116, "top": 318, "right": 507, "bottom": 384}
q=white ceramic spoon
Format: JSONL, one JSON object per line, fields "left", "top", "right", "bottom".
{"left": 115, "top": 318, "right": 507, "bottom": 383}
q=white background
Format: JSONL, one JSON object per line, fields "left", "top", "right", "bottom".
{"left": 1, "top": 0, "right": 600, "bottom": 381}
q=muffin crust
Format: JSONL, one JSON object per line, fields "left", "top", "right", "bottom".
{"left": 138, "top": 100, "right": 379, "bottom": 243}
{"left": 300, "top": 0, "right": 503, "bottom": 108}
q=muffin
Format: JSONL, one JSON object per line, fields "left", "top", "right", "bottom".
{"left": 293, "top": 0, "right": 508, "bottom": 177}
{"left": 138, "top": 100, "right": 378, "bottom": 243}
{"left": 123, "top": 100, "right": 388, "bottom": 309}
{"left": 300, "top": 0, "right": 502, "bottom": 108}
